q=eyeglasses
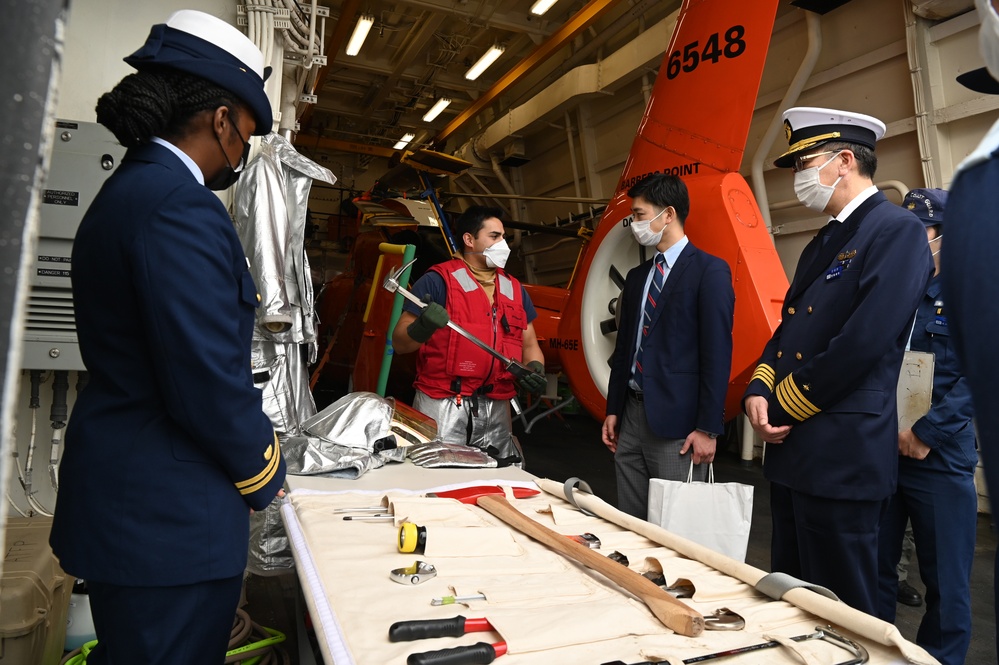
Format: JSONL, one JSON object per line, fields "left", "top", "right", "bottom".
{"left": 792, "top": 150, "right": 837, "bottom": 173}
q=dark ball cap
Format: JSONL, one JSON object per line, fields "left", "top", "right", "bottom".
{"left": 957, "top": 67, "right": 999, "bottom": 95}
{"left": 902, "top": 188, "right": 947, "bottom": 227}
{"left": 124, "top": 10, "right": 273, "bottom": 135}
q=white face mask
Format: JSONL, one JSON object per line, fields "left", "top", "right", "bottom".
{"left": 978, "top": 0, "right": 999, "bottom": 82}
{"left": 482, "top": 238, "right": 510, "bottom": 269}
{"left": 793, "top": 151, "right": 843, "bottom": 213}
{"left": 628, "top": 207, "right": 669, "bottom": 247}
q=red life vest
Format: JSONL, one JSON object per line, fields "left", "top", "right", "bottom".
{"left": 414, "top": 258, "right": 528, "bottom": 400}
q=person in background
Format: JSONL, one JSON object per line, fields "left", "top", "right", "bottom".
{"left": 602, "top": 173, "right": 734, "bottom": 519}
{"left": 392, "top": 206, "right": 545, "bottom": 465}
{"left": 49, "top": 10, "right": 286, "bottom": 665}
{"left": 895, "top": 523, "right": 923, "bottom": 607}
{"left": 744, "top": 107, "right": 932, "bottom": 614}
{"left": 943, "top": 1, "right": 999, "bottom": 660}
{"left": 876, "top": 188, "right": 976, "bottom": 665}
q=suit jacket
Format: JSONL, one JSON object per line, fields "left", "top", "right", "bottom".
{"left": 606, "top": 241, "right": 735, "bottom": 438}
{"left": 50, "top": 142, "right": 286, "bottom": 586}
{"left": 744, "top": 191, "right": 932, "bottom": 501}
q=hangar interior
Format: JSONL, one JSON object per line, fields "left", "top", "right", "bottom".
{"left": 4, "top": 0, "right": 999, "bottom": 662}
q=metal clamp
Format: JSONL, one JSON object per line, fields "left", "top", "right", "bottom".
{"left": 390, "top": 561, "right": 437, "bottom": 585}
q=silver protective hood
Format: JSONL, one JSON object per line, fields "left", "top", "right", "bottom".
{"left": 284, "top": 392, "right": 406, "bottom": 479}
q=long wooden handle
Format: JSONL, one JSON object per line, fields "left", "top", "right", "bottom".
{"left": 476, "top": 495, "right": 704, "bottom": 637}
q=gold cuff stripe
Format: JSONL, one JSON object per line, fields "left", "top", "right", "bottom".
{"left": 751, "top": 364, "right": 776, "bottom": 391}
{"left": 236, "top": 433, "right": 281, "bottom": 495}
{"left": 784, "top": 375, "right": 820, "bottom": 417}
{"left": 776, "top": 381, "right": 809, "bottom": 422}
{"left": 776, "top": 376, "right": 821, "bottom": 423}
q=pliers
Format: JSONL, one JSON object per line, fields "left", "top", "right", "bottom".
{"left": 389, "top": 615, "right": 507, "bottom": 665}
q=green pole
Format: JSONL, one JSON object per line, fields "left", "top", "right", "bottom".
{"left": 376, "top": 243, "right": 416, "bottom": 396}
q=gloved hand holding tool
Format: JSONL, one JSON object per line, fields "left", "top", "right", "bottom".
{"left": 407, "top": 296, "right": 449, "bottom": 343}
{"left": 514, "top": 360, "right": 546, "bottom": 396}
{"left": 389, "top": 615, "right": 506, "bottom": 665}
{"left": 384, "top": 260, "right": 541, "bottom": 381}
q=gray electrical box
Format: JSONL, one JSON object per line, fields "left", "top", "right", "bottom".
{"left": 23, "top": 120, "right": 125, "bottom": 370}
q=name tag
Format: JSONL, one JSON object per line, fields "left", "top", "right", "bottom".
{"left": 826, "top": 265, "right": 843, "bottom": 281}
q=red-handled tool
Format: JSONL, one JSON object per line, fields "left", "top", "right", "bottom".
{"left": 426, "top": 486, "right": 539, "bottom": 504}
{"left": 388, "top": 615, "right": 507, "bottom": 665}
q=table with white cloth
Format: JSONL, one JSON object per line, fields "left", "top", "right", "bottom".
{"left": 282, "top": 463, "right": 937, "bottom": 665}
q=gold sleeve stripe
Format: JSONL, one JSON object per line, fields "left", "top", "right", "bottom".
{"left": 751, "top": 364, "right": 776, "bottom": 391}
{"left": 236, "top": 433, "right": 281, "bottom": 494}
{"left": 784, "top": 375, "right": 820, "bottom": 417}
{"left": 775, "top": 376, "right": 821, "bottom": 423}
{"left": 776, "top": 381, "right": 810, "bottom": 422}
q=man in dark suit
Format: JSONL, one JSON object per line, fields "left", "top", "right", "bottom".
{"left": 744, "top": 107, "right": 932, "bottom": 614}
{"left": 50, "top": 11, "right": 286, "bottom": 665}
{"left": 602, "top": 173, "right": 735, "bottom": 519}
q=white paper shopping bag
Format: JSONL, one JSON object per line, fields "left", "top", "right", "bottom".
{"left": 647, "top": 463, "right": 754, "bottom": 561}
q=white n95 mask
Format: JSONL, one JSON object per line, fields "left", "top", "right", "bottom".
{"left": 628, "top": 207, "right": 669, "bottom": 247}
{"left": 793, "top": 151, "right": 842, "bottom": 213}
{"left": 483, "top": 239, "right": 511, "bottom": 269}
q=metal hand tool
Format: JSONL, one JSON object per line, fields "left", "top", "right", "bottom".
{"left": 383, "top": 260, "right": 537, "bottom": 381}
{"left": 602, "top": 624, "right": 869, "bottom": 665}
{"left": 389, "top": 615, "right": 507, "bottom": 665}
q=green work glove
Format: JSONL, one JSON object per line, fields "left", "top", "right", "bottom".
{"left": 407, "top": 297, "right": 449, "bottom": 343}
{"left": 515, "top": 360, "right": 547, "bottom": 395}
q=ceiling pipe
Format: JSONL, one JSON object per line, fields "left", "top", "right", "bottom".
{"left": 464, "top": 12, "right": 676, "bottom": 155}
{"left": 432, "top": 0, "right": 620, "bottom": 146}
{"left": 750, "top": 10, "right": 822, "bottom": 230}
{"left": 297, "top": 0, "right": 362, "bottom": 131}
{"left": 513, "top": 0, "right": 667, "bottom": 107}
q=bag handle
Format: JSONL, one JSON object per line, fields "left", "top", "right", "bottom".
{"left": 685, "top": 460, "right": 714, "bottom": 484}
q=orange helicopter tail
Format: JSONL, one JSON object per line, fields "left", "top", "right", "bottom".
{"left": 540, "top": 0, "right": 788, "bottom": 423}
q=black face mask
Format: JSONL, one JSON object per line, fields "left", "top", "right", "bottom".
{"left": 206, "top": 121, "right": 250, "bottom": 191}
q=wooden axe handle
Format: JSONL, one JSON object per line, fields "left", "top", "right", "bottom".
{"left": 476, "top": 495, "right": 704, "bottom": 637}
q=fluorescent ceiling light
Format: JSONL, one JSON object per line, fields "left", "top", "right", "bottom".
{"left": 393, "top": 133, "right": 416, "bottom": 150}
{"left": 422, "top": 98, "right": 452, "bottom": 122}
{"left": 530, "top": 0, "right": 559, "bottom": 15}
{"left": 345, "top": 15, "right": 374, "bottom": 56}
{"left": 465, "top": 45, "right": 505, "bottom": 81}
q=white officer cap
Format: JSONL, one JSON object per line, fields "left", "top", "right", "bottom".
{"left": 124, "top": 10, "right": 273, "bottom": 134}
{"left": 775, "top": 107, "right": 886, "bottom": 168}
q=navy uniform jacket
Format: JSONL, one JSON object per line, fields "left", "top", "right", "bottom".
{"left": 744, "top": 192, "right": 932, "bottom": 501}
{"left": 906, "top": 275, "right": 977, "bottom": 477}
{"left": 50, "top": 142, "right": 286, "bottom": 586}
{"left": 606, "top": 242, "right": 735, "bottom": 437}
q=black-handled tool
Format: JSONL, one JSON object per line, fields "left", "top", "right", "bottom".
{"left": 390, "top": 616, "right": 490, "bottom": 642}
{"left": 407, "top": 642, "right": 503, "bottom": 665}
{"left": 388, "top": 616, "right": 507, "bottom": 665}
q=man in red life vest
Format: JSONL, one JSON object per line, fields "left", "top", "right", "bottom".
{"left": 392, "top": 206, "right": 545, "bottom": 464}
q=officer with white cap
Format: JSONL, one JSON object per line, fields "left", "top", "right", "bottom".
{"left": 743, "top": 107, "right": 933, "bottom": 614}
{"left": 50, "top": 11, "right": 285, "bottom": 665}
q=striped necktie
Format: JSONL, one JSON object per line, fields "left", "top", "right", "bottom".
{"left": 635, "top": 254, "right": 666, "bottom": 390}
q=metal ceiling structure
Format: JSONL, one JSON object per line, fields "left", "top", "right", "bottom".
{"left": 292, "top": 0, "right": 681, "bottom": 165}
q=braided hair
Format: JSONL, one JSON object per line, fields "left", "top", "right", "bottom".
{"left": 96, "top": 69, "right": 241, "bottom": 148}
